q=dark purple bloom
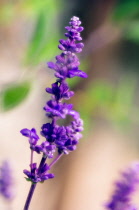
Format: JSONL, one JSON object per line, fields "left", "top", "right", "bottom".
{"left": 41, "top": 123, "right": 55, "bottom": 141}
{"left": 0, "top": 161, "right": 15, "bottom": 200}
{"left": 44, "top": 100, "right": 73, "bottom": 118}
{"left": 46, "top": 82, "right": 74, "bottom": 101}
{"left": 105, "top": 163, "right": 139, "bottom": 210}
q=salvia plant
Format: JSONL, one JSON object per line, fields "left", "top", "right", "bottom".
{"left": 20, "top": 16, "right": 139, "bottom": 210}
{"left": 20, "top": 16, "right": 87, "bottom": 210}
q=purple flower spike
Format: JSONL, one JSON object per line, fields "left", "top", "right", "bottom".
{"left": 21, "top": 16, "right": 87, "bottom": 185}
{"left": 43, "top": 17, "right": 87, "bottom": 155}
{"left": 0, "top": 161, "right": 15, "bottom": 200}
{"left": 105, "top": 163, "right": 139, "bottom": 210}
{"left": 48, "top": 16, "right": 87, "bottom": 80}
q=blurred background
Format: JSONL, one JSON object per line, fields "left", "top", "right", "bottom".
{"left": 0, "top": 0, "right": 139, "bottom": 209}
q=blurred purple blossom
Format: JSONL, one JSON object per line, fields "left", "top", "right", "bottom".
{"left": 105, "top": 163, "right": 139, "bottom": 210}
{"left": 0, "top": 161, "right": 15, "bottom": 200}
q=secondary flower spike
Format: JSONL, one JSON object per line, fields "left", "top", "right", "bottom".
{"left": 20, "top": 16, "right": 87, "bottom": 184}
{"left": 0, "top": 161, "right": 15, "bottom": 200}
{"left": 105, "top": 163, "right": 139, "bottom": 210}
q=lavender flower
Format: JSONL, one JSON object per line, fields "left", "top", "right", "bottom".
{"left": 20, "top": 16, "right": 87, "bottom": 185}
{"left": 0, "top": 161, "right": 15, "bottom": 200}
{"left": 105, "top": 163, "right": 139, "bottom": 210}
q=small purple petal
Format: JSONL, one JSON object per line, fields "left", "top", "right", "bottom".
{"left": 20, "top": 128, "right": 30, "bottom": 137}
{"left": 47, "top": 62, "right": 56, "bottom": 69}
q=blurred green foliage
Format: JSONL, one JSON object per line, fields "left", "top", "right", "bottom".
{"left": 24, "top": 11, "right": 60, "bottom": 65}
{"left": 113, "top": 0, "right": 139, "bottom": 43}
{"left": 22, "top": 0, "right": 60, "bottom": 65}
{"left": 0, "top": 0, "right": 61, "bottom": 111}
{"left": 0, "top": 2, "right": 15, "bottom": 23}
{"left": 1, "top": 82, "right": 31, "bottom": 111}
{"left": 124, "top": 21, "right": 139, "bottom": 43}
{"left": 0, "top": 0, "right": 60, "bottom": 65}
{"left": 77, "top": 76, "right": 138, "bottom": 134}
{"left": 113, "top": 0, "right": 139, "bottom": 22}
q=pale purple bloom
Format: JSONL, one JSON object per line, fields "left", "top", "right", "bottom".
{"left": 105, "top": 163, "right": 139, "bottom": 210}
{"left": 0, "top": 161, "right": 15, "bottom": 200}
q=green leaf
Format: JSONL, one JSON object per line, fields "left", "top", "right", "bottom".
{"left": 1, "top": 82, "right": 31, "bottom": 111}
{"left": 23, "top": 0, "right": 61, "bottom": 65}
{"left": 24, "top": 9, "right": 60, "bottom": 65}
{"left": 124, "top": 21, "right": 139, "bottom": 43}
{"left": 22, "top": 0, "right": 59, "bottom": 16}
{"left": 113, "top": 76, "right": 136, "bottom": 107}
{"left": 24, "top": 12, "right": 48, "bottom": 65}
{"left": 0, "top": 3, "right": 15, "bottom": 24}
{"left": 25, "top": 177, "right": 32, "bottom": 182}
{"left": 113, "top": 0, "right": 139, "bottom": 22}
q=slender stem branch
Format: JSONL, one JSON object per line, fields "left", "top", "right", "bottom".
{"left": 23, "top": 155, "right": 47, "bottom": 210}
{"left": 38, "top": 156, "right": 47, "bottom": 173}
{"left": 30, "top": 150, "right": 33, "bottom": 166}
{"left": 23, "top": 153, "right": 62, "bottom": 210}
{"left": 49, "top": 153, "right": 63, "bottom": 169}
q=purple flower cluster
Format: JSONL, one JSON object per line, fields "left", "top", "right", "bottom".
{"left": 0, "top": 161, "right": 15, "bottom": 200}
{"left": 105, "top": 163, "right": 139, "bottom": 210}
{"left": 20, "top": 16, "right": 87, "bottom": 183}
{"left": 24, "top": 163, "right": 54, "bottom": 183}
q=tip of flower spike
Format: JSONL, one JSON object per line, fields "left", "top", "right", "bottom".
{"left": 71, "top": 16, "right": 79, "bottom": 21}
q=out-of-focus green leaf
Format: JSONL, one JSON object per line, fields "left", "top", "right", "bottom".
{"left": 0, "top": 3, "right": 15, "bottom": 24}
{"left": 77, "top": 81, "right": 113, "bottom": 133}
{"left": 108, "top": 76, "right": 136, "bottom": 127}
{"left": 113, "top": 0, "right": 139, "bottom": 22}
{"left": 114, "top": 76, "right": 135, "bottom": 106}
{"left": 22, "top": 0, "right": 59, "bottom": 16}
{"left": 30, "top": 34, "right": 60, "bottom": 65}
{"left": 77, "top": 76, "right": 137, "bottom": 132}
{"left": 86, "top": 81, "right": 113, "bottom": 111}
{"left": 24, "top": 8, "right": 60, "bottom": 65}
{"left": 1, "top": 82, "right": 31, "bottom": 111}
{"left": 124, "top": 21, "right": 139, "bottom": 43}
{"left": 22, "top": 0, "right": 61, "bottom": 65}
{"left": 24, "top": 12, "right": 48, "bottom": 64}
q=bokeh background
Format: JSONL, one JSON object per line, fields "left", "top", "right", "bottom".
{"left": 1, "top": 0, "right": 139, "bottom": 209}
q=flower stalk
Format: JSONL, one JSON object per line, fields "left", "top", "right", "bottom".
{"left": 21, "top": 16, "right": 87, "bottom": 210}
